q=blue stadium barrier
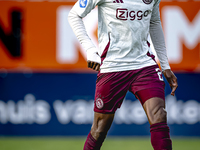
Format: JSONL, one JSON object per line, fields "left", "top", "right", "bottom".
{"left": 0, "top": 72, "right": 200, "bottom": 136}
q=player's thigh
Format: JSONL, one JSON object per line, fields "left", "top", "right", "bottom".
{"left": 143, "top": 97, "right": 166, "bottom": 125}
{"left": 130, "top": 65, "right": 165, "bottom": 105}
{"left": 91, "top": 112, "right": 114, "bottom": 140}
{"left": 129, "top": 65, "right": 167, "bottom": 125}
{"left": 94, "top": 71, "right": 130, "bottom": 113}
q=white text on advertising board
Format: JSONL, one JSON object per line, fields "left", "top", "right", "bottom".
{"left": 0, "top": 94, "right": 200, "bottom": 125}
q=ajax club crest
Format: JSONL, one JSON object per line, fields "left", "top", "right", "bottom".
{"left": 96, "top": 98, "right": 104, "bottom": 109}
{"left": 142, "top": 0, "right": 153, "bottom": 4}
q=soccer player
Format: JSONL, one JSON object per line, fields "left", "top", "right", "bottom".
{"left": 68, "top": 0, "right": 178, "bottom": 149}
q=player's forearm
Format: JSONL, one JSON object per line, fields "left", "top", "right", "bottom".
{"left": 68, "top": 9, "right": 97, "bottom": 52}
{"left": 68, "top": 9, "right": 101, "bottom": 64}
{"left": 149, "top": 20, "right": 170, "bottom": 71}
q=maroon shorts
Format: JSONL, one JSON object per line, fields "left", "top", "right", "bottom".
{"left": 94, "top": 65, "right": 165, "bottom": 114}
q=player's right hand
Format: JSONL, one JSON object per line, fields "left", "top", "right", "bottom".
{"left": 87, "top": 49, "right": 101, "bottom": 71}
{"left": 87, "top": 61, "right": 100, "bottom": 71}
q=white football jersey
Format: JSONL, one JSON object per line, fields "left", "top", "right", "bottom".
{"left": 68, "top": 0, "right": 170, "bottom": 73}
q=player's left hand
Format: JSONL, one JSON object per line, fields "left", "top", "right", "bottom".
{"left": 162, "top": 69, "right": 178, "bottom": 96}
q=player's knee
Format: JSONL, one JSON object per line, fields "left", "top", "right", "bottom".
{"left": 91, "top": 130, "right": 107, "bottom": 142}
{"left": 151, "top": 107, "right": 167, "bottom": 125}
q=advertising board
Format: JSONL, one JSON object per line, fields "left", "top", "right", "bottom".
{"left": 0, "top": 0, "right": 199, "bottom": 72}
{"left": 0, "top": 73, "right": 200, "bottom": 136}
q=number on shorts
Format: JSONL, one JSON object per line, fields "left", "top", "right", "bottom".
{"left": 155, "top": 68, "right": 164, "bottom": 81}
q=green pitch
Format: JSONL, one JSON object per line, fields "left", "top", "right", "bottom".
{"left": 0, "top": 137, "right": 199, "bottom": 150}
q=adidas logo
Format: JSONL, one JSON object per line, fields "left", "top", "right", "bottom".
{"left": 113, "top": 0, "right": 124, "bottom": 3}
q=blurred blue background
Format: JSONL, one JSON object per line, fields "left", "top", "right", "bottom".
{"left": 0, "top": 72, "right": 200, "bottom": 136}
